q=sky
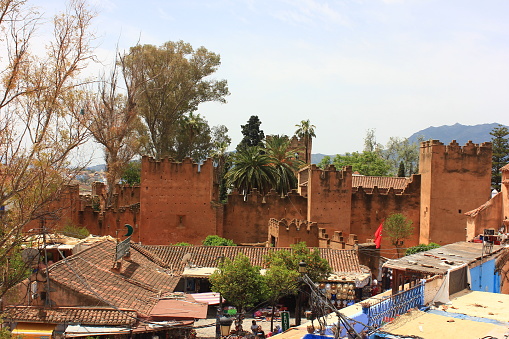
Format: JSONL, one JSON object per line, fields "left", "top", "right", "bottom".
{"left": 37, "top": 0, "right": 509, "bottom": 165}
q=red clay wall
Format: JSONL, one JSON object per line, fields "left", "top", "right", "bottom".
{"left": 268, "top": 218, "right": 319, "bottom": 247}
{"left": 350, "top": 175, "right": 421, "bottom": 253}
{"left": 139, "top": 157, "right": 221, "bottom": 245}
{"left": 223, "top": 190, "right": 307, "bottom": 244}
{"left": 419, "top": 140, "right": 492, "bottom": 245}
{"left": 306, "top": 165, "right": 352, "bottom": 236}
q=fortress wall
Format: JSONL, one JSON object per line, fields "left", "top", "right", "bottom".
{"left": 138, "top": 156, "right": 221, "bottom": 245}
{"left": 351, "top": 175, "right": 421, "bottom": 252}
{"left": 419, "top": 140, "right": 492, "bottom": 244}
{"left": 223, "top": 190, "right": 307, "bottom": 244}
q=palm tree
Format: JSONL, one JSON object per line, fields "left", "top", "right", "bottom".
{"left": 294, "top": 120, "right": 316, "bottom": 164}
{"left": 265, "top": 135, "right": 304, "bottom": 196}
{"left": 225, "top": 146, "right": 277, "bottom": 197}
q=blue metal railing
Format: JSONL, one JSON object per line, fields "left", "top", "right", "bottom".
{"left": 367, "top": 282, "right": 424, "bottom": 327}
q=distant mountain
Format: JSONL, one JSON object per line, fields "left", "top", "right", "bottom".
{"left": 86, "top": 164, "right": 106, "bottom": 172}
{"left": 311, "top": 153, "right": 331, "bottom": 165}
{"left": 408, "top": 123, "right": 506, "bottom": 145}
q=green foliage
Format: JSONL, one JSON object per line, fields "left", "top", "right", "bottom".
{"left": 210, "top": 253, "right": 266, "bottom": 312}
{"left": 265, "top": 135, "right": 303, "bottom": 196}
{"left": 382, "top": 136, "right": 421, "bottom": 176}
{"left": 123, "top": 40, "right": 229, "bottom": 159}
{"left": 225, "top": 146, "right": 277, "bottom": 196}
{"left": 210, "top": 125, "right": 231, "bottom": 203}
{"left": 237, "top": 115, "right": 265, "bottom": 151}
{"left": 264, "top": 256, "right": 300, "bottom": 302}
{"left": 318, "top": 155, "right": 332, "bottom": 169}
{"left": 59, "top": 223, "right": 90, "bottom": 239}
{"left": 384, "top": 213, "right": 414, "bottom": 256}
{"left": 202, "top": 235, "right": 236, "bottom": 246}
{"left": 490, "top": 124, "right": 509, "bottom": 191}
{"left": 397, "top": 161, "right": 406, "bottom": 177}
{"left": 264, "top": 242, "right": 332, "bottom": 283}
{"left": 121, "top": 160, "right": 141, "bottom": 185}
{"left": 405, "top": 243, "right": 440, "bottom": 256}
{"left": 0, "top": 246, "right": 31, "bottom": 299}
{"left": 294, "top": 120, "right": 316, "bottom": 164}
{"left": 173, "top": 242, "right": 192, "bottom": 246}
{"left": 332, "top": 151, "right": 390, "bottom": 176}
{"left": 175, "top": 112, "right": 212, "bottom": 162}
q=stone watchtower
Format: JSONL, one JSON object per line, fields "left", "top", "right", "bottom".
{"left": 419, "top": 140, "right": 492, "bottom": 244}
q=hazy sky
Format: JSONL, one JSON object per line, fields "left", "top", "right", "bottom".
{"left": 38, "top": 0, "right": 509, "bottom": 164}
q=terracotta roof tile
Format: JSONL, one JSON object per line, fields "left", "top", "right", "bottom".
{"left": 5, "top": 306, "right": 137, "bottom": 326}
{"left": 48, "top": 240, "right": 179, "bottom": 316}
{"left": 352, "top": 176, "right": 410, "bottom": 193}
{"left": 139, "top": 245, "right": 364, "bottom": 274}
{"left": 501, "top": 163, "right": 509, "bottom": 171}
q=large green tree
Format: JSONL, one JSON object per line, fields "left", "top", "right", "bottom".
{"left": 383, "top": 137, "right": 421, "bottom": 177}
{"left": 237, "top": 115, "right": 265, "bottom": 151}
{"left": 122, "top": 40, "right": 229, "bottom": 159}
{"left": 294, "top": 120, "right": 316, "bottom": 164}
{"left": 210, "top": 125, "right": 232, "bottom": 202}
{"left": 210, "top": 253, "right": 266, "bottom": 314}
{"left": 174, "top": 112, "right": 212, "bottom": 162}
{"left": 265, "top": 135, "right": 303, "bottom": 196}
{"left": 225, "top": 146, "right": 277, "bottom": 196}
{"left": 264, "top": 242, "right": 331, "bottom": 283}
{"left": 331, "top": 151, "right": 390, "bottom": 176}
{"left": 490, "top": 124, "right": 509, "bottom": 191}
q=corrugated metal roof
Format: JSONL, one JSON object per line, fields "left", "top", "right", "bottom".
{"left": 383, "top": 242, "right": 503, "bottom": 274}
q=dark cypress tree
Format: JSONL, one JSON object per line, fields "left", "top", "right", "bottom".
{"left": 490, "top": 124, "right": 509, "bottom": 191}
{"left": 237, "top": 115, "right": 265, "bottom": 151}
{"left": 397, "top": 161, "right": 406, "bottom": 177}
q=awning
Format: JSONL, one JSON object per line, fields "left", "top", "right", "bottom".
{"left": 64, "top": 325, "right": 131, "bottom": 337}
{"left": 12, "top": 322, "right": 57, "bottom": 339}
{"left": 189, "top": 292, "right": 222, "bottom": 305}
{"left": 182, "top": 266, "right": 217, "bottom": 278}
{"left": 150, "top": 296, "right": 208, "bottom": 319}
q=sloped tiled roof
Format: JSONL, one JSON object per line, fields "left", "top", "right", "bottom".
{"left": 352, "top": 176, "right": 410, "bottom": 192}
{"left": 139, "top": 245, "right": 364, "bottom": 274}
{"left": 48, "top": 240, "right": 179, "bottom": 317}
{"left": 4, "top": 306, "right": 137, "bottom": 326}
{"left": 501, "top": 163, "right": 509, "bottom": 171}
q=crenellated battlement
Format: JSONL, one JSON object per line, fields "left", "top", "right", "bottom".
{"left": 268, "top": 218, "right": 319, "bottom": 247}
{"left": 142, "top": 156, "right": 214, "bottom": 175}
{"left": 420, "top": 139, "right": 492, "bottom": 156}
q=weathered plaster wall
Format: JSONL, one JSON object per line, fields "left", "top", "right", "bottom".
{"left": 306, "top": 165, "right": 352, "bottom": 236}
{"left": 419, "top": 140, "right": 492, "bottom": 245}
{"left": 351, "top": 175, "right": 421, "bottom": 251}
{"left": 223, "top": 190, "right": 307, "bottom": 244}
{"left": 138, "top": 157, "right": 221, "bottom": 245}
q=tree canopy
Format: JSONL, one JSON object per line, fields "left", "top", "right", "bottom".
{"left": 294, "top": 120, "right": 316, "bottom": 164}
{"left": 202, "top": 235, "right": 236, "bottom": 246}
{"left": 122, "top": 40, "right": 229, "bottom": 159}
{"left": 210, "top": 253, "right": 266, "bottom": 313}
{"left": 490, "top": 124, "right": 509, "bottom": 191}
{"left": 384, "top": 213, "right": 414, "bottom": 257}
{"left": 237, "top": 115, "right": 265, "bottom": 151}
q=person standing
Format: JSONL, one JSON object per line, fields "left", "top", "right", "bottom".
{"left": 255, "top": 325, "right": 266, "bottom": 338}
{"left": 251, "top": 320, "right": 258, "bottom": 335}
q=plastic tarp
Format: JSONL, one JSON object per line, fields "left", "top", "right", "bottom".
{"left": 431, "top": 263, "right": 470, "bottom": 304}
{"left": 190, "top": 292, "right": 222, "bottom": 305}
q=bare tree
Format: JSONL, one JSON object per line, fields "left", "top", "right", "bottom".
{"left": 0, "top": 0, "right": 96, "bottom": 299}
{"left": 82, "top": 53, "right": 145, "bottom": 206}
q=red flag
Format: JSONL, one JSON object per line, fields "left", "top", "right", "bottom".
{"left": 374, "top": 222, "right": 383, "bottom": 249}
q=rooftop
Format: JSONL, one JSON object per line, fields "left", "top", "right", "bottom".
{"left": 383, "top": 242, "right": 503, "bottom": 275}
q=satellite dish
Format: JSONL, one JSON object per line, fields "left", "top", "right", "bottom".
{"left": 124, "top": 224, "right": 134, "bottom": 237}
{"left": 181, "top": 253, "right": 192, "bottom": 266}
{"left": 22, "top": 248, "right": 40, "bottom": 265}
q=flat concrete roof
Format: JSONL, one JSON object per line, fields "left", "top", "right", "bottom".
{"left": 381, "top": 290, "right": 509, "bottom": 339}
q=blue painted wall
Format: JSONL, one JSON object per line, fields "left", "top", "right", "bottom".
{"left": 469, "top": 258, "right": 500, "bottom": 293}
